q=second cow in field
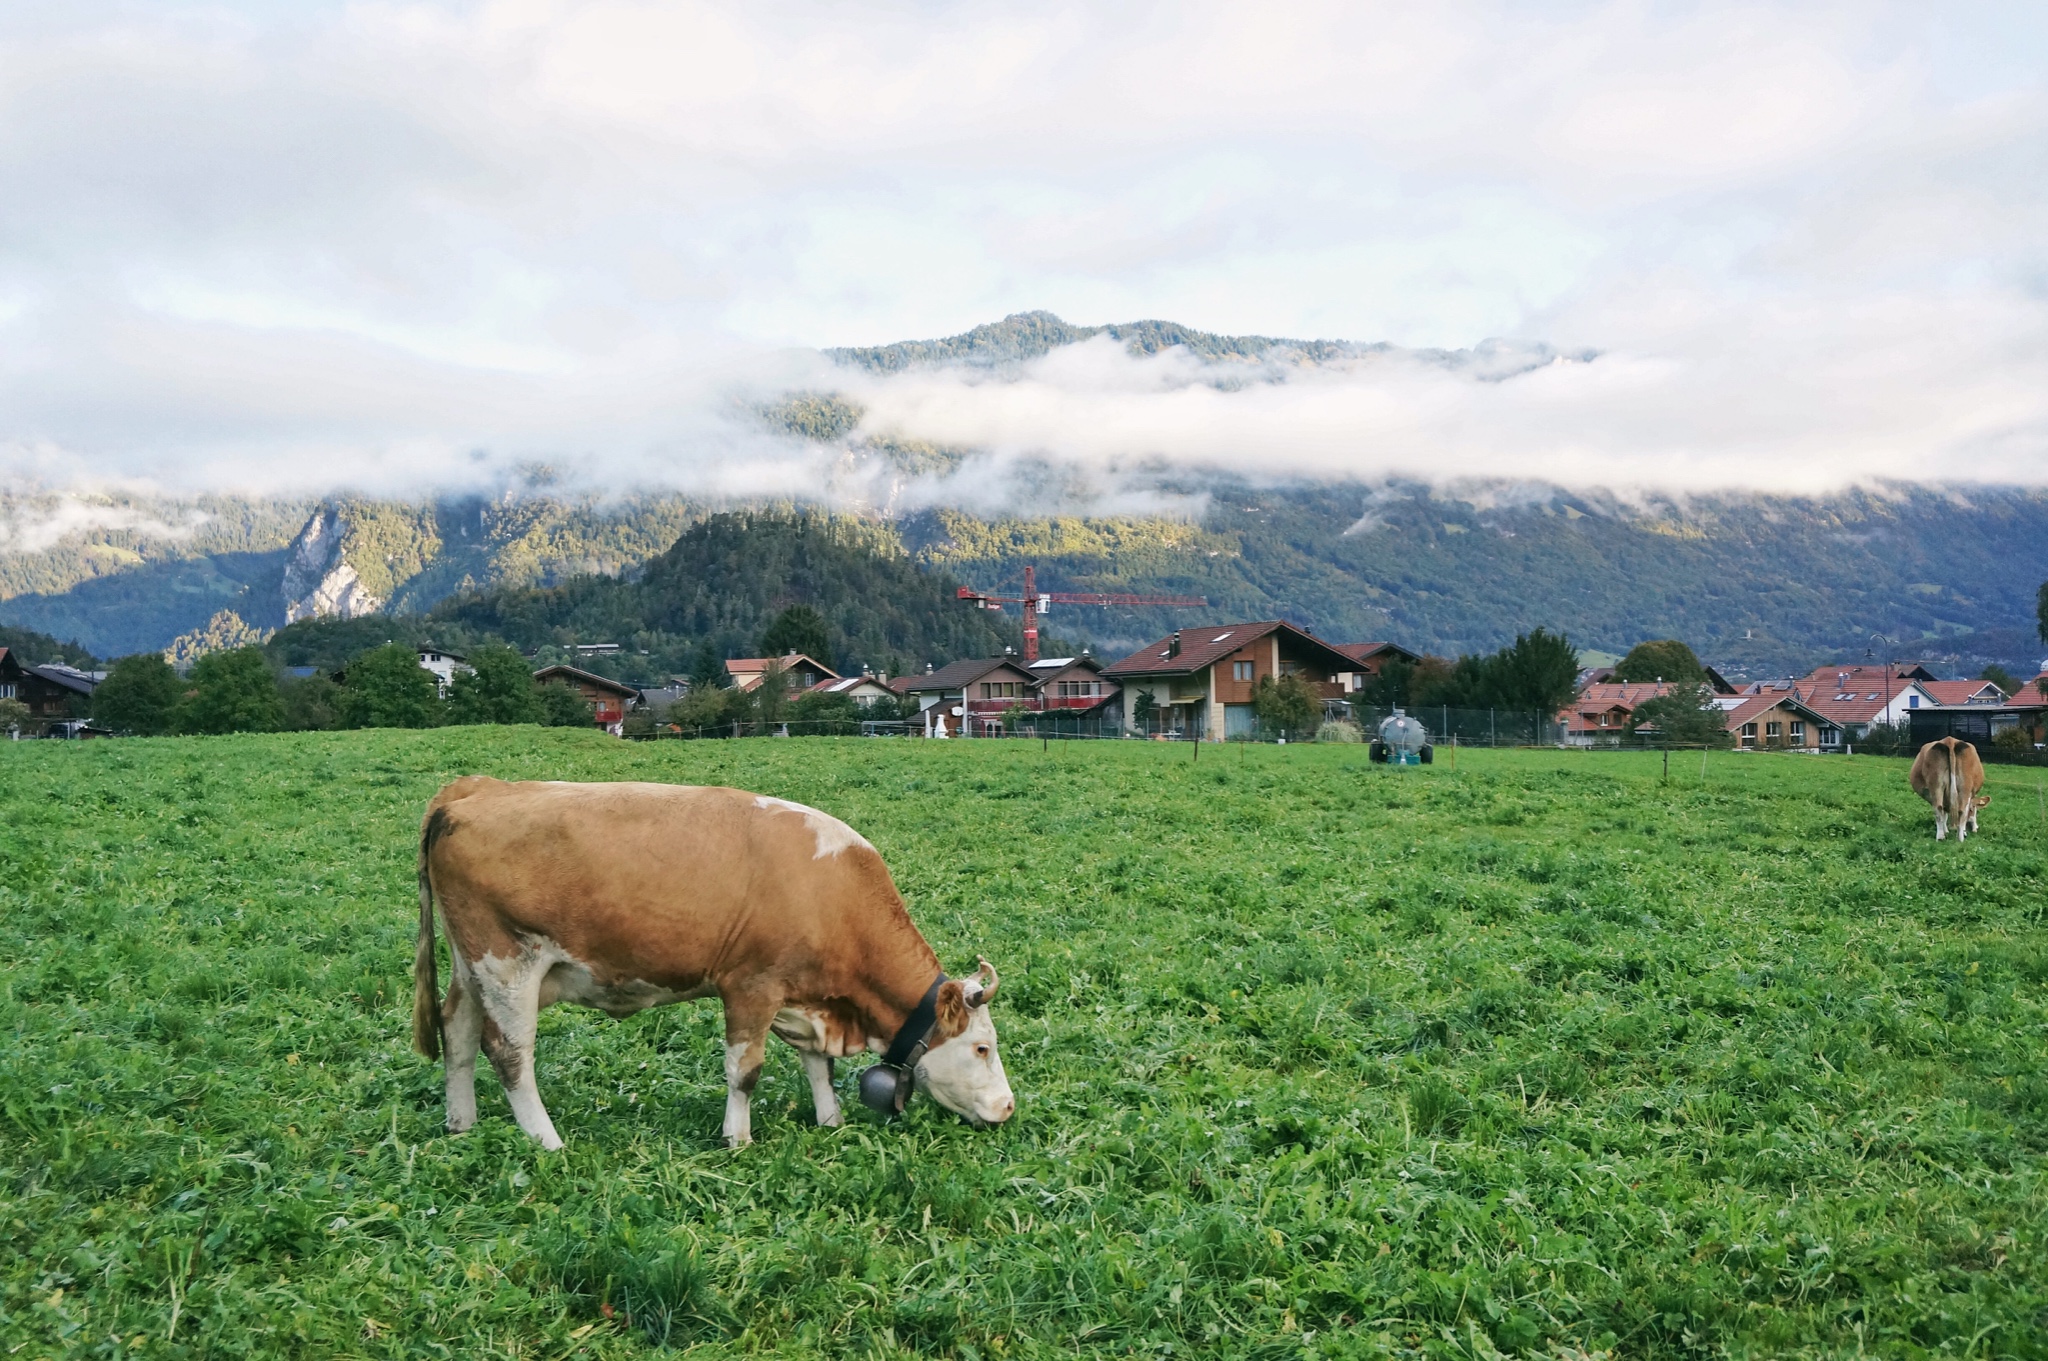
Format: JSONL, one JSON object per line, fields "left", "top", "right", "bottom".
{"left": 410, "top": 777, "right": 1015, "bottom": 1147}
{"left": 1908, "top": 737, "right": 1989, "bottom": 841}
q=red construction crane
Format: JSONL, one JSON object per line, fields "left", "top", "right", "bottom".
{"left": 956, "top": 565, "right": 1207, "bottom": 663}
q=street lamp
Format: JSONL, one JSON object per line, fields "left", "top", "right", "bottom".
{"left": 1869, "top": 633, "right": 1896, "bottom": 743}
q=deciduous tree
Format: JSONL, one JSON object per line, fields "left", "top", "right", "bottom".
{"left": 448, "top": 645, "right": 545, "bottom": 725}
{"left": 1252, "top": 673, "right": 1320, "bottom": 739}
{"left": 92, "top": 653, "right": 183, "bottom": 736}
{"left": 340, "top": 643, "right": 443, "bottom": 729}
{"left": 176, "top": 647, "right": 284, "bottom": 734}
{"left": 1612, "top": 639, "right": 1707, "bottom": 684}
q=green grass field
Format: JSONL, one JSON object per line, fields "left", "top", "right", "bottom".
{"left": 3, "top": 731, "right": 2045, "bottom": 1360}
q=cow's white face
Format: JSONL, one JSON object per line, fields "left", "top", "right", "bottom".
{"left": 918, "top": 1003, "right": 1013, "bottom": 1124}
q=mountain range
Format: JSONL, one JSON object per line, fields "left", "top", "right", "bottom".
{"left": 3, "top": 313, "right": 2044, "bottom": 681}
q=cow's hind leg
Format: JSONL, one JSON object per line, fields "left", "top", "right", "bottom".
{"left": 801, "top": 1051, "right": 841, "bottom": 1128}
{"left": 476, "top": 953, "right": 563, "bottom": 1150}
{"left": 719, "top": 995, "right": 777, "bottom": 1147}
{"left": 441, "top": 961, "right": 485, "bottom": 1133}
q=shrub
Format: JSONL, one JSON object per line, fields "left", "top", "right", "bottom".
{"left": 1315, "top": 719, "right": 1362, "bottom": 742}
{"left": 1252, "top": 673, "right": 1320, "bottom": 739}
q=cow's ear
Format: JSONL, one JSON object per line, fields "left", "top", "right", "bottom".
{"left": 932, "top": 980, "right": 970, "bottom": 1040}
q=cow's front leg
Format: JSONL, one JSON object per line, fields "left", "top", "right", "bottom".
{"left": 720, "top": 998, "right": 774, "bottom": 1147}
{"left": 801, "top": 1051, "right": 841, "bottom": 1127}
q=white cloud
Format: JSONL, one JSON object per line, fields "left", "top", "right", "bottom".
{"left": 0, "top": 496, "right": 208, "bottom": 554}
{"left": 0, "top": 2, "right": 2041, "bottom": 497}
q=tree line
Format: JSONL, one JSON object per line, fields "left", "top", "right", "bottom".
{"left": 87, "top": 643, "right": 597, "bottom": 737}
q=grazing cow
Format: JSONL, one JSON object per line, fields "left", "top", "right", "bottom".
{"left": 410, "top": 777, "right": 1014, "bottom": 1147}
{"left": 1908, "top": 737, "right": 1989, "bottom": 841}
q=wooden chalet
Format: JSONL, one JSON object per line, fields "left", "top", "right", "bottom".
{"left": 725, "top": 653, "right": 840, "bottom": 694}
{"left": 1102, "top": 621, "right": 1364, "bottom": 739}
{"left": 532, "top": 664, "right": 640, "bottom": 737}
{"left": 0, "top": 650, "right": 100, "bottom": 735}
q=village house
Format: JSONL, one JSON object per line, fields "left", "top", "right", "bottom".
{"left": 1563, "top": 680, "right": 1690, "bottom": 745}
{"left": 1794, "top": 664, "right": 1945, "bottom": 743}
{"left": 1102, "top": 621, "right": 1364, "bottom": 740}
{"left": 895, "top": 656, "right": 1040, "bottom": 737}
{"left": 0, "top": 650, "right": 101, "bottom": 735}
{"left": 1332, "top": 641, "right": 1423, "bottom": 693}
{"left": 1716, "top": 685, "right": 1840, "bottom": 750}
{"left": 805, "top": 673, "right": 899, "bottom": 708}
{"left": 725, "top": 653, "right": 840, "bottom": 694}
{"left": 1024, "top": 655, "right": 1118, "bottom": 714}
{"left": 417, "top": 646, "right": 471, "bottom": 696}
{"left": 532, "top": 664, "right": 640, "bottom": 737}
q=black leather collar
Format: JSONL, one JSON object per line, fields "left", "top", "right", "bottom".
{"left": 859, "top": 972, "right": 947, "bottom": 1116}
{"left": 883, "top": 973, "right": 947, "bottom": 1068}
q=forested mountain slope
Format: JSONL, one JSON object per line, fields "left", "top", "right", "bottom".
{"left": 429, "top": 511, "right": 1023, "bottom": 678}
{"left": 5, "top": 311, "right": 2047, "bottom": 679}
{"left": 907, "top": 482, "right": 2048, "bottom": 680}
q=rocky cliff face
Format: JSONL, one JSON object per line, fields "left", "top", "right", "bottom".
{"left": 281, "top": 507, "right": 382, "bottom": 622}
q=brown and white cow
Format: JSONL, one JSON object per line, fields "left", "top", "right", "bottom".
{"left": 410, "top": 777, "right": 1014, "bottom": 1147}
{"left": 1908, "top": 737, "right": 1989, "bottom": 841}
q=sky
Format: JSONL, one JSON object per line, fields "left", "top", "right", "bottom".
{"left": 2, "top": 1, "right": 2046, "bottom": 500}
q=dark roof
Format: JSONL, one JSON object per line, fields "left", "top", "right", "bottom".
{"left": 1335, "top": 641, "right": 1422, "bottom": 666}
{"left": 30, "top": 664, "right": 99, "bottom": 696}
{"left": 1103, "top": 621, "right": 1362, "bottom": 679}
{"left": 898, "top": 656, "right": 1033, "bottom": 692}
{"left": 532, "top": 664, "right": 640, "bottom": 698}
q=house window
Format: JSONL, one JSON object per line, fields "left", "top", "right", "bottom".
{"left": 0, "top": 683, "right": 12, "bottom": 699}
{"left": 1907, "top": 694, "right": 1918, "bottom": 708}
{"left": 1741, "top": 722, "right": 1757, "bottom": 747}
{"left": 1279, "top": 660, "right": 1301, "bottom": 677}
{"left": 1790, "top": 720, "right": 1805, "bottom": 742}
{"left": 1765, "top": 721, "right": 1782, "bottom": 743}
{"left": 1232, "top": 660, "right": 1253, "bottom": 682}
{"left": 1822, "top": 728, "right": 1840, "bottom": 746}
{"left": 1056, "top": 680, "right": 1099, "bottom": 698}
{"left": 980, "top": 681, "right": 1021, "bottom": 699}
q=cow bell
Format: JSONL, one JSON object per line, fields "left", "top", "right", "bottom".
{"left": 858, "top": 1062, "right": 911, "bottom": 1116}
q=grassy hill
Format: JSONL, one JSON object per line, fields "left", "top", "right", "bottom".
{"left": 4, "top": 729, "right": 2043, "bottom": 1357}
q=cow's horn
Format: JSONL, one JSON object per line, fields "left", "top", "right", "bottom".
{"left": 968, "top": 956, "right": 999, "bottom": 1007}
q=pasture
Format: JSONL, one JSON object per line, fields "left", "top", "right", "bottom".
{"left": 3, "top": 730, "right": 2045, "bottom": 1360}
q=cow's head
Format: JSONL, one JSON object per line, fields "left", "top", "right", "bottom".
{"left": 915, "top": 958, "right": 1015, "bottom": 1126}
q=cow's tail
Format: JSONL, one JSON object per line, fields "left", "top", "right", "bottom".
{"left": 412, "top": 806, "right": 449, "bottom": 1061}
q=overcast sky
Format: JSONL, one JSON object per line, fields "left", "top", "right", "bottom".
{"left": 3, "top": 1, "right": 2045, "bottom": 497}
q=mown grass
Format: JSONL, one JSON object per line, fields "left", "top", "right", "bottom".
{"left": 2, "top": 730, "right": 2045, "bottom": 1360}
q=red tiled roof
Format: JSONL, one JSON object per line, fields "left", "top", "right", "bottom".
{"left": 1562, "top": 681, "right": 1687, "bottom": 733}
{"left": 1102, "top": 621, "right": 1358, "bottom": 679}
{"left": 1919, "top": 679, "right": 2006, "bottom": 706}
